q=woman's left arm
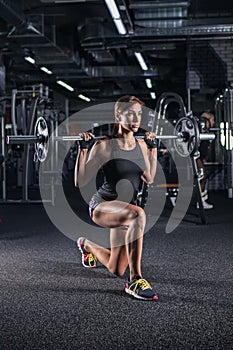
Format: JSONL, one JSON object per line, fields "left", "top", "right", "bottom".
{"left": 138, "top": 134, "right": 158, "bottom": 184}
{"left": 146, "top": 147, "right": 157, "bottom": 183}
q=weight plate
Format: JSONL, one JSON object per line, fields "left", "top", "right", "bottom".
{"left": 34, "top": 116, "right": 49, "bottom": 162}
{"left": 174, "top": 116, "right": 200, "bottom": 157}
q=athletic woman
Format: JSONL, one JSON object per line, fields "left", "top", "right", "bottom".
{"left": 74, "top": 95, "right": 158, "bottom": 300}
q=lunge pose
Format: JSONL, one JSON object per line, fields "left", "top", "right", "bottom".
{"left": 74, "top": 95, "right": 158, "bottom": 300}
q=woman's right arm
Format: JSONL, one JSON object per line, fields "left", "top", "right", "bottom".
{"left": 74, "top": 136, "right": 108, "bottom": 187}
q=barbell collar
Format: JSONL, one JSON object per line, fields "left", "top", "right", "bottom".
{"left": 199, "top": 133, "right": 215, "bottom": 141}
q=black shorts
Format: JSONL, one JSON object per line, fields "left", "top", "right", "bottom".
{"left": 88, "top": 191, "right": 143, "bottom": 218}
{"left": 88, "top": 193, "right": 106, "bottom": 218}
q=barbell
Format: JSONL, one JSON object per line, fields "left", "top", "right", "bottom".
{"left": 6, "top": 115, "right": 216, "bottom": 161}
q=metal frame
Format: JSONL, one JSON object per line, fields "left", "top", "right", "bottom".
{"left": 2, "top": 84, "right": 53, "bottom": 204}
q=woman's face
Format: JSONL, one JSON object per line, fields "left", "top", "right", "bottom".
{"left": 118, "top": 102, "right": 142, "bottom": 133}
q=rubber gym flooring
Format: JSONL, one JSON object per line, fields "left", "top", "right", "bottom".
{"left": 0, "top": 191, "right": 233, "bottom": 350}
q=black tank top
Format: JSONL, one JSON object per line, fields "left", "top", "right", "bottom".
{"left": 97, "top": 138, "right": 146, "bottom": 201}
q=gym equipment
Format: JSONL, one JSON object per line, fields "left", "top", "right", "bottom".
{"left": 219, "top": 88, "right": 233, "bottom": 197}
{"left": 150, "top": 92, "right": 216, "bottom": 224}
{"left": 2, "top": 84, "right": 51, "bottom": 203}
{"left": 34, "top": 116, "right": 49, "bottom": 162}
{"left": 6, "top": 115, "right": 216, "bottom": 162}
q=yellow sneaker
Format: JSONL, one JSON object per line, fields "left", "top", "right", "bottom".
{"left": 125, "top": 275, "right": 158, "bottom": 301}
{"left": 77, "top": 237, "right": 97, "bottom": 268}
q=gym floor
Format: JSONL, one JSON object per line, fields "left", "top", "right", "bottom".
{"left": 0, "top": 191, "right": 233, "bottom": 350}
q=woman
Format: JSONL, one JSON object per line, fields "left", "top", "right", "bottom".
{"left": 74, "top": 95, "right": 158, "bottom": 300}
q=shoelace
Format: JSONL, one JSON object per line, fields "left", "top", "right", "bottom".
{"left": 133, "top": 278, "right": 152, "bottom": 291}
{"left": 86, "top": 253, "right": 96, "bottom": 264}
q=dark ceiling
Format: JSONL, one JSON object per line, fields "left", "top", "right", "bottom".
{"left": 1, "top": 0, "right": 233, "bottom": 111}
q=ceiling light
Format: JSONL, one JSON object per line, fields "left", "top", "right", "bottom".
{"left": 113, "top": 19, "right": 127, "bottom": 35}
{"left": 145, "top": 79, "right": 152, "bottom": 89}
{"left": 78, "top": 94, "right": 91, "bottom": 102}
{"left": 134, "top": 52, "right": 148, "bottom": 71}
{"left": 105, "top": 0, "right": 127, "bottom": 35}
{"left": 150, "top": 92, "right": 156, "bottom": 100}
{"left": 105, "top": 0, "right": 120, "bottom": 19}
{"left": 57, "top": 80, "right": 74, "bottom": 92}
{"left": 40, "top": 66, "right": 52, "bottom": 75}
{"left": 24, "top": 56, "right": 35, "bottom": 64}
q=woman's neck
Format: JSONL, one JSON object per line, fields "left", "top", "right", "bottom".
{"left": 116, "top": 128, "right": 134, "bottom": 140}
{"left": 115, "top": 129, "right": 136, "bottom": 150}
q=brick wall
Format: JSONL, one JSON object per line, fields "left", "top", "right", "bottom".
{"left": 188, "top": 70, "right": 201, "bottom": 90}
{"left": 188, "top": 40, "right": 233, "bottom": 112}
{"left": 189, "top": 41, "right": 228, "bottom": 90}
{"left": 210, "top": 39, "right": 233, "bottom": 84}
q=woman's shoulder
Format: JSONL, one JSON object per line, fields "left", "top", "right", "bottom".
{"left": 136, "top": 137, "right": 147, "bottom": 148}
{"left": 136, "top": 138, "right": 144, "bottom": 143}
{"left": 95, "top": 135, "right": 112, "bottom": 144}
{"left": 94, "top": 135, "right": 113, "bottom": 152}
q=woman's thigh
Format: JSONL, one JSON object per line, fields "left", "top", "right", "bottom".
{"left": 92, "top": 200, "right": 144, "bottom": 228}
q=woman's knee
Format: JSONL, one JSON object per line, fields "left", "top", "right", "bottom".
{"left": 128, "top": 206, "right": 146, "bottom": 221}
{"left": 107, "top": 264, "right": 127, "bottom": 277}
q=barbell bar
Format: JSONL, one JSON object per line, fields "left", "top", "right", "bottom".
{"left": 6, "top": 133, "right": 215, "bottom": 144}
{"left": 5, "top": 115, "right": 216, "bottom": 161}
{"left": 6, "top": 133, "right": 183, "bottom": 144}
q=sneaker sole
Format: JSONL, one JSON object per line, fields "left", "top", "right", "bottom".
{"left": 125, "top": 287, "right": 158, "bottom": 301}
